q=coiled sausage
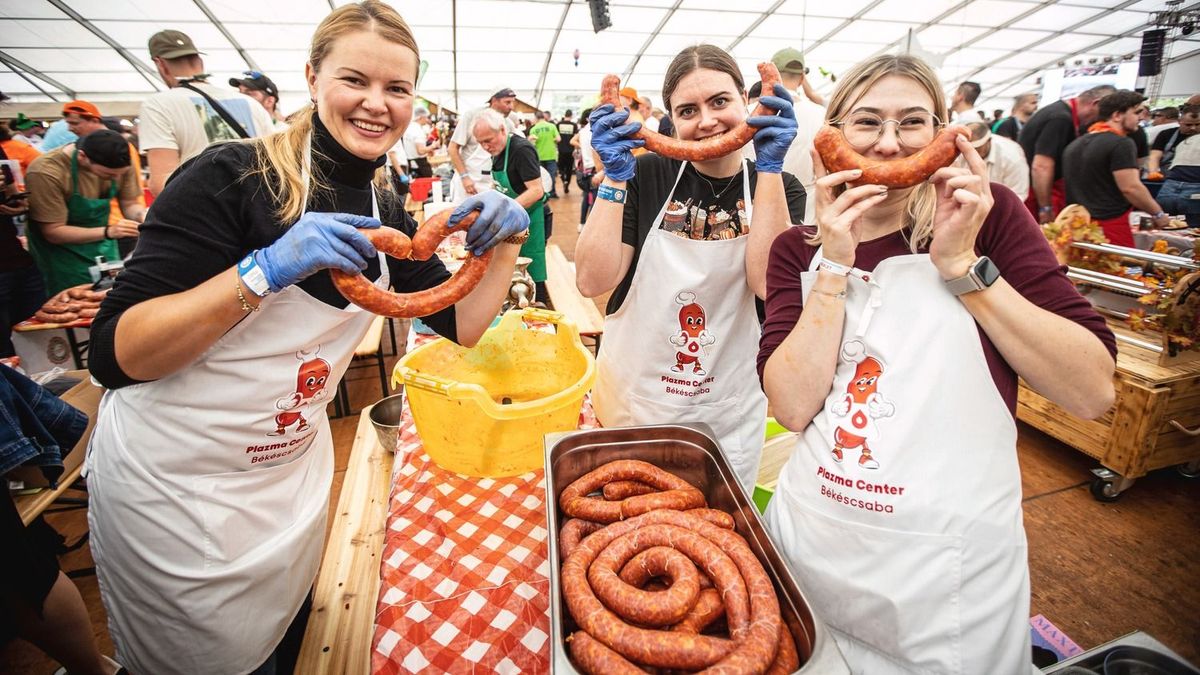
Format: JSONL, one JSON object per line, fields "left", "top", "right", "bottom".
{"left": 330, "top": 210, "right": 492, "bottom": 318}
{"left": 559, "top": 459, "right": 706, "bottom": 523}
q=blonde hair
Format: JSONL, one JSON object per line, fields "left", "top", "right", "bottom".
{"left": 812, "top": 54, "right": 947, "bottom": 253}
{"left": 249, "top": 0, "right": 419, "bottom": 223}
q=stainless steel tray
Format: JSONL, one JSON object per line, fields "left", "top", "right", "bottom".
{"left": 543, "top": 423, "right": 848, "bottom": 673}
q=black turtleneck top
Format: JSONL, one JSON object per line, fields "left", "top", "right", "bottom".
{"left": 89, "top": 114, "right": 456, "bottom": 389}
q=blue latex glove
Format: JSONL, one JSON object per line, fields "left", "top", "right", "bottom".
{"left": 253, "top": 212, "right": 380, "bottom": 292}
{"left": 453, "top": 190, "right": 531, "bottom": 256}
{"left": 748, "top": 84, "right": 798, "bottom": 174}
{"left": 589, "top": 104, "right": 644, "bottom": 182}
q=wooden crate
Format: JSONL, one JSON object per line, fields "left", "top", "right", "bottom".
{"left": 1017, "top": 324, "right": 1200, "bottom": 482}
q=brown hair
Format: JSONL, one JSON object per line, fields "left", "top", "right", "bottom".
{"left": 250, "top": 0, "right": 419, "bottom": 223}
{"left": 661, "top": 44, "right": 745, "bottom": 115}
{"left": 814, "top": 54, "right": 947, "bottom": 252}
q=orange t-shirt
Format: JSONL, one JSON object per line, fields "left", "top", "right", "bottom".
{"left": 0, "top": 138, "right": 42, "bottom": 174}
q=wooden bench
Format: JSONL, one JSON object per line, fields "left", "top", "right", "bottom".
{"left": 544, "top": 244, "right": 605, "bottom": 352}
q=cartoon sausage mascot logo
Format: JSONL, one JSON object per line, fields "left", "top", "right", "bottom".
{"left": 828, "top": 340, "right": 895, "bottom": 469}
{"left": 668, "top": 291, "right": 715, "bottom": 376}
{"left": 268, "top": 347, "right": 332, "bottom": 437}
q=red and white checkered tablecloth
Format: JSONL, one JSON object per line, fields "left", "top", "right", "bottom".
{"left": 371, "top": 332, "right": 596, "bottom": 674}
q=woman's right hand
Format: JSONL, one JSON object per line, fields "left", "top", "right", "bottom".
{"left": 254, "top": 212, "right": 381, "bottom": 292}
{"left": 810, "top": 149, "right": 890, "bottom": 267}
{"left": 589, "top": 105, "right": 644, "bottom": 182}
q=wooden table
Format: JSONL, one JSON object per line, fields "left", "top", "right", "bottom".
{"left": 1017, "top": 323, "right": 1200, "bottom": 500}
{"left": 11, "top": 370, "right": 103, "bottom": 525}
{"left": 544, "top": 244, "right": 605, "bottom": 352}
{"left": 298, "top": 410, "right": 395, "bottom": 675}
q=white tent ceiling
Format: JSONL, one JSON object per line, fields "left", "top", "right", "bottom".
{"left": 2, "top": 0, "right": 1198, "bottom": 117}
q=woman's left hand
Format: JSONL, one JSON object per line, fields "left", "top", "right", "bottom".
{"left": 453, "top": 190, "right": 530, "bottom": 256}
{"left": 928, "top": 135, "right": 994, "bottom": 280}
{"left": 748, "top": 84, "right": 797, "bottom": 174}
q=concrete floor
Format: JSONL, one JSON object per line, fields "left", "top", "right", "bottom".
{"left": 5, "top": 181, "right": 1197, "bottom": 673}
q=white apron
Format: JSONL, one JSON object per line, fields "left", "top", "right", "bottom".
{"left": 450, "top": 143, "right": 495, "bottom": 202}
{"left": 593, "top": 161, "right": 768, "bottom": 493}
{"left": 85, "top": 177, "right": 388, "bottom": 674}
{"left": 765, "top": 252, "right": 1032, "bottom": 674}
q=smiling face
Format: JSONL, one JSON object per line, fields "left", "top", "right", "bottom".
{"left": 669, "top": 68, "right": 748, "bottom": 143}
{"left": 843, "top": 74, "right": 938, "bottom": 162}
{"left": 306, "top": 29, "right": 418, "bottom": 160}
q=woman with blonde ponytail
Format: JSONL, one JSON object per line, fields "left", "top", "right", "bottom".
{"left": 758, "top": 54, "right": 1118, "bottom": 674}
{"left": 83, "top": 3, "right": 528, "bottom": 673}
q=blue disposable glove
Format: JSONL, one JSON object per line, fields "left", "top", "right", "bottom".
{"left": 254, "top": 212, "right": 380, "bottom": 292}
{"left": 589, "top": 104, "right": 644, "bottom": 182}
{"left": 453, "top": 190, "right": 531, "bottom": 256}
{"left": 748, "top": 84, "right": 798, "bottom": 174}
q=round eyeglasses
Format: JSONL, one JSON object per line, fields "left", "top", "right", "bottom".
{"left": 833, "top": 110, "right": 943, "bottom": 150}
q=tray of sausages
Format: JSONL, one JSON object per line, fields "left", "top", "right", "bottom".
{"left": 544, "top": 423, "right": 849, "bottom": 674}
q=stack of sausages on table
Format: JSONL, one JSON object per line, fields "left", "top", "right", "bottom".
{"left": 32, "top": 283, "right": 108, "bottom": 324}
{"left": 558, "top": 459, "right": 798, "bottom": 674}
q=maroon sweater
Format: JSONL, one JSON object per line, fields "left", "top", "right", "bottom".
{"left": 757, "top": 184, "right": 1117, "bottom": 413}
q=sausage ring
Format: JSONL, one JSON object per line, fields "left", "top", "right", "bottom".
{"left": 813, "top": 123, "right": 970, "bottom": 188}
{"left": 559, "top": 459, "right": 706, "bottom": 523}
{"left": 562, "top": 509, "right": 782, "bottom": 672}
{"left": 330, "top": 209, "right": 491, "bottom": 318}
{"left": 599, "top": 62, "right": 783, "bottom": 162}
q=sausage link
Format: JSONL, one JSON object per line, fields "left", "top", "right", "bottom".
{"left": 599, "top": 62, "right": 783, "bottom": 162}
{"left": 766, "top": 622, "right": 800, "bottom": 675}
{"left": 685, "top": 508, "right": 735, "bottom": 530}
{"left": 671, "top": 588, "right": 725, "bottom": 635}
{"left": 813, "top": 124, "right": 969, "bottom": 188}
{"left": 603, "top": 480, "right": 657, "bottom": 501}
{"left": 590, "top": 542, "right": 704, "bottom": 627}
{"left": 619, "top": 548, "right": 714, "bottom": 590}
{"left": 567, "top": 631, "right": 645, "bottom": 675}
{"left": 560, "top": 518, "right": 604, "bottom": 560}
{"left": 409, "top": 207, "right": 479, "bottom": 261}
{"left": 560, "top": 460, "right": 705, "bottom": 523}
{"left": 329, "top": 219, "right": 494, "bottom": 318}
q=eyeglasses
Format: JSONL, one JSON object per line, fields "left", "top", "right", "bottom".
{"left": 833, "top": 110, "right": 942, "bottom": 150}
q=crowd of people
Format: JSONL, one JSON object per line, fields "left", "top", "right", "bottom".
{"left": 1, "top": 2, "right": 1197, "bottom": 674}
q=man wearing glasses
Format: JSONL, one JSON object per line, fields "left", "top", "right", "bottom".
{"left": 230, "top": 71, "right": 288, "bottom": 128}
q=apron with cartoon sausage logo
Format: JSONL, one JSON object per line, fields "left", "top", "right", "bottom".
{"left": 593, "top": 160, "right": 767, "bottom": 493}
{"left": 765, "top": 251, "right": 1031, "bottom": 674}
{"left": 85, "top": 154, "right": 388, "bottom": 675}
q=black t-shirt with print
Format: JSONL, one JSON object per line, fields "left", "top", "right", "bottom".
{"left": 609, "top": 152, "right": 806, "bottom": 316}
{"left": 492, "top": 135, "right": 541, "bottom": 196}
{"left": 556, "top": 120, "right": 578, "bottom": 154}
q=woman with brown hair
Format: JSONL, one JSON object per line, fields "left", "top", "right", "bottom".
{"left": 576, "top": 44, "right": 804, "bottom": 492}
{"left": 84, "top": 2, "right": 527, "bottom": 673}
{"left": 758, "top": 54, "right": 1117, "bottom": 673}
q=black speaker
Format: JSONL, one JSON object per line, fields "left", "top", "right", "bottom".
{"left": 588, "top": 0, "right": 612, "bottom": 34}
{"left": 1139, "top": 29, "right": 1166, "bottom": 77}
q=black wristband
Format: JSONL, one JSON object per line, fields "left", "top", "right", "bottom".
{"left": 103, "top": 225, "right": 110, "bottom": 240}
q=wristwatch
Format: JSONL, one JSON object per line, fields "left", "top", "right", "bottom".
{"left": 944, "top": 256, "right": 1000, "bottom": 296}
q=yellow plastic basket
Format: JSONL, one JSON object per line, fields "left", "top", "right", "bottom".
{"left": 393, "top": 308, "right": 596, "bottom": 477}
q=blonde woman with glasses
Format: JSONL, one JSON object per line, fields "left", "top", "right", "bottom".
{"left": 758, "top": 54, "right": 1117, "bottom": 674}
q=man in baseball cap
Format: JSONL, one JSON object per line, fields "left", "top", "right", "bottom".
{"left": 230, "top": 70, "right": 285, "bottom": 124}
{"left": 148, "top": 29, "right": 202, "bottom": 60}
{"left": 62, "top": 100, "right": 106, "bottom": 138}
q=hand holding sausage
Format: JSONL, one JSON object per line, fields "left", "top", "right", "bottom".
{"left": 928, "top": 135, "right": 994, "bottom": 280}
{"left": 811, "top": 149, "right": 890, "bottom": 268}
{"left": 454, "top": 191, "right": 530, "bottom": 256}
{"left": 749, "top": 84, "right": 797, "bottom": 174}
{"left": 254, "top": 212, "right": 381, "bottom": 292}
{"left": 589, "top": 105, "right": 644, "bottom": 182}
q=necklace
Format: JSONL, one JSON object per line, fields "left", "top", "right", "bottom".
{"left": 691, "top": 164, "right": 741, "bottom": 202}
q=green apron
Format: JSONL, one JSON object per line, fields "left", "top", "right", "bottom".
{"left": 493, "top": 136, "right": 548, "bottom": 282}
{"left": 26, "top": 148, "right": 120, "bottom": 295}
